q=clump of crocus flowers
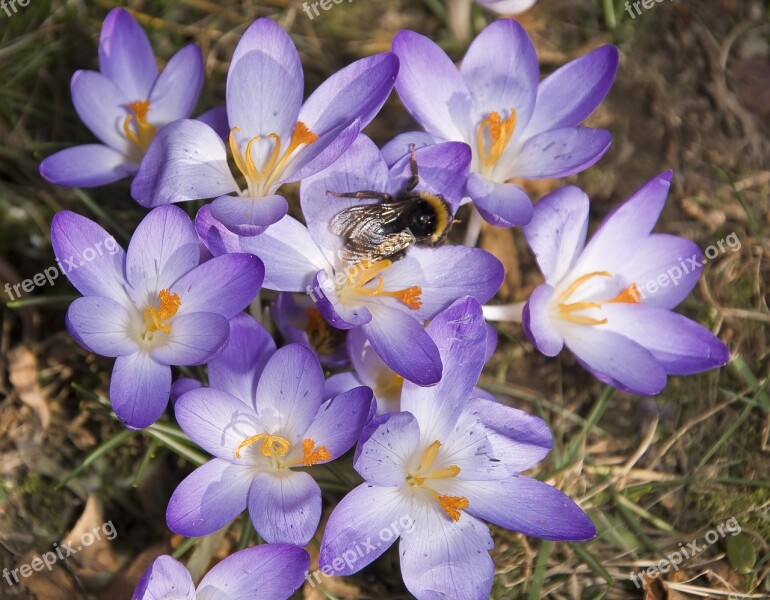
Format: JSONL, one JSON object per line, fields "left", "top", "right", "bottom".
{"left": 42, "top": 8, "right": 730, "bottom": 600}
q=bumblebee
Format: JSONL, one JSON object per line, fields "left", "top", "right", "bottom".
{"left": 327, "top": 145, "right": 454, "bottom": 265}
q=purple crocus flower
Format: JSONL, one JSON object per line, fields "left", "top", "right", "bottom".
{"left": 319, "top": 297, "right": 595, "bottom": 600}
{"left": 132, "top": 544, "right": 309, "bottom": 600}
{"left": 272, "top": 292, "right": 348, "bottom": 368}
{"left": 194, "top": 134, "right": 504, "bottom": 385}
{"left": 51, "top": 205, "right": 263, "bottom": 428}
{"left": 325, "top": 323, "right": 498, "bottom": 415}
{"left": 40, "top": 8, "right": 205, "bottom": 188}
{"left": 485, "top": 173, "right": 731, "bottom": 395}
{"left": 476, "top": 0, "right": 537, "bottom": 14}
{"left": 167, "top": 329, "right": 375, "bottom": 546}
{"left": 131, "top": 18, "right": 399, "bottom": 235}
{"left": 390, "top": 20, "right": 618, "bottom": 227}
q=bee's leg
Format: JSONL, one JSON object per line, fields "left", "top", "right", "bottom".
{"left": 405, "top": 143, "right": 420, "bottom": 192}
{"left": 326, "top": 190, "right": 392, "bottom": 201}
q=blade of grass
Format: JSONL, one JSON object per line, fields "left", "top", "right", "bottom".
{"left": 6, "top": 294, "right": 77, "bottom": 308}
{"left": 73, "top": 188, "right": 131, "bottom": 243}
{"left": 571, "top": 542, "right": 614, "bottom": 585}
{"left": 528, "top": 540, "right": 553, "bottom": 600}
{"left": 58, "top": 429, "right": 138, "bottom": 488}
{"left": 144, "top": 427, "right": 208, "bottom": 466}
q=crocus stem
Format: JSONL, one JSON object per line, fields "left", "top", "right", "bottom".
{"left": 463, "top": 205, "right": 484, "bottom": 247}
{"left": 447, "top": 0, "right": 473, "bottom": 42}
{"left": 483, "top": 301, "right": 525, "bottom": 323}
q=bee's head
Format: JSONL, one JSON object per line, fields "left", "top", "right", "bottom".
{"left": 413, "top": 192, "right": 452, "bottom": 244}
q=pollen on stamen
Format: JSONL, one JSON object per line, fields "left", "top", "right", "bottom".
{"left": 437, "top": 495, "right": 469, "bottom": 521}
{"left": 144, "top": 289, "right": 181, "bottom": 334}
{"left": 301, "top": 438, "right": 331, "bottom": 467}
{"left": 609, "top": 283, "right": 642, "bottom": 304}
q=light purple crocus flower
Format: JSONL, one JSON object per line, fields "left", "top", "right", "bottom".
{"left": 476, "top": 0, "right": 537, "bottom": 14}
{"left": 131, "top": 18, "right": 399, "bottom": 235}
{"left": 195, "top": 134, "right": 504, "bottom": 385}
{"left": 390, "top": 19, "right": 618, "bottom": 227}
{"left": 132, "top": 544, "right": 309, "bottom": 600}
{"left": 485, "top": 172, "right": 731, "bottom": 395}
{"left": 40, "top": 8, "right": 206, "bottom": 188}
{"left": 325, "top": 324, "right": 498, "bottom": 415}
{"left": 319, "top": 297, "right": 595, "bottom": 600}
{"left": 167, "top": 327, "right": 375, "bottom": 546}
{"left": 51, "top": 205, "right": 263, "bottom": 428}
{"left": 272, "top": 292, "right": 348, "bottom": 368}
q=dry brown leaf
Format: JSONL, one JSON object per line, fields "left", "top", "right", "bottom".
{"left": 99, "top": 542, "right": 169, "bottom": 600}
{"left": 8, "top": 345, "right": 49, "bottom": 430}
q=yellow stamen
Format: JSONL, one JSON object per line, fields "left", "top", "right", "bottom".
{"left": 143, "top": 289, "right": 181, "bottom": 335}
{"left": 477, "top": 109, "right": 517, "bottom": 168}
{"left": 228, "top": 121, "right": 319, "bottom": 196}
{"left": 300, "top": 438, "right": 331, "bottom": 467}
{"left": 609, "top": 283, "right": 642, "bottom": 304}
{"left": 123, "top": 99, "right": 157, "bottom": 152}
{"left": 235, "top": 433, "right": 291, "bottom": 459}
{"left": 376, "top": 372, "right": 404, "bottom": 399}
{"left": 556, "top": 272, "right": 642, "bottom": 326}
{"left": 436, "top": 495, "right": 469, "bottom": 522}
{"left": 407, "top": 440, "right": 467, "bottom": 520}
{"left": 344, "top": 260, "right": 423, "bottom": 310}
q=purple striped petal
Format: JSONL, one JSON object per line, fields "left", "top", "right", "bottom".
{"left": 210, "top": 193, "right": 288, "bottom": 235}
{"left": 99, "top": 8, "right": 157, "bottom": 100}
{"left": 247, "top": 470, "right": 321, "bottom": 546}
{"left": 150, "top": 312, "right": 229, "bottom": 366}
{"left": 71, "top": 70, "right": 132, "bottom": 153}
{"left": 522, "top": 284, "right": 564, "bottom": 357}
{"left": 40, "top": 145, "right": 132, "bottom": 187}
{"left": 380, "top": 131, "right": 442, "bottom": 167}
{"left": 149, "top": 44, "right": 204, "bottom": 124}
{"left": 132, "top": 555, "right": 195, "bottom": 600}
{"left": 466, "top": 174, "right": 533, "bottom": 227}
{"left": 166, "top": 458, "right": 252, "bottom": 537}
{"left": 110, "top": 351, "right": 171, "bottom": 428}
{"left": 65, "top": 296, "right": 137, "bottom": 357}
{"left": 510, "top": 127, "right": 612, "bottom": 178}
{"left": 354, "top": 411, "right": 420, "bottom": 486}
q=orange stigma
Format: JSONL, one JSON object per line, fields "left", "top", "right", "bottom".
{"left": 123, "top": 99, "right": 157, "bottom": 153}
{"left": 299, "top": 438, "right": 331, "bottom": 467}
{"left": 343, "top": 260, "right": 423, "bottom": 310}
{"left": 477, "top": 109, "right": 517, "bottom": 169}
{"left": 407, "top": 441, "right": 467, "bottom": 521}
{"left": 143, "top": 289, "right": 181, "bottom": 336}
{"left": 229, "top": 121, "right": 319, "bottom": 196}
{"left": 556, "top": 272, "right": 642, "bottom": 326}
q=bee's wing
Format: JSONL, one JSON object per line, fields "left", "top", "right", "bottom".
{"left": 330, "top": 203, "right": 417, "bottom": 264}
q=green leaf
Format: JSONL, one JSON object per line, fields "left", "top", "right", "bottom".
{"left": 726, "top": 533, "right": 756, "bottom": 574}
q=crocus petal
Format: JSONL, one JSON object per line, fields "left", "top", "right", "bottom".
{"left": 313, "top": 271, "right": 373, "bottom": 329}
{"left": 393, "top": 30, "right": 474, "bottom": 141}
{"left": 196, "top": 544, "right": 310, "bottom": 600}
{"left": 166, "top": 458, "right": 253, "bottom": 537}
{"left": 171, "top": 253, "right": 263, "bottom": 319}
{"left": 125, "top": 204, "right": 200, "bottom": 308}
{"left": 132, "top": 555, "right": 195, "bottom": 600}
{"left": 509, "top": 127, "right": 612, "bottom": 178}
{"left": 601, "top": 304, "right": 730, "bottom": 375}
{"left": 298, "top": 387, "right": 375, "bottom": 461}
{"left": 196, "top": 106, "right": 229, "bottom": 140}
{"left": 523, "top": 185, "right": 589, "bottom": 283}
{"left": 354, "top": 411, "right": 420, "bottom": 487}
{"left": 227, "top": 19, "right": 303, "bottom": 144}
{"left": 150, "top": 312, "right": 229, "bottom": 366}
{"left": 174, "top": 388, "right": 261, "bottom": 462}
{"left": 400, "top": 508, "right": 494, "bottom": 600}
{"left": 71, "top": 70, "right": 132, "bottom": 154}
{"left": 131, "top": 119, "right": 239, "bottom": 208}
{"left": 324, "top": 372, "right": 364, "bottom": 399}
{"left": 380, "top": 131, "right": 442, "bottom": 167}
{"left": 99, "top": 8, "right": 157, "bottom": 100}
{"left": 466, "top": 174, "right": 533, "bottom": 227}
{"left": 460, "top": 19, "right": 539, "bottom": 130}
{"left": 383, "top": 245, "right": 504, "bottom": 321}
{"left": 620, "top": 234, "right": 702, "bottom": 308}
{"left": 563, "top": 325, "right": 668, "bottom": 395}
{"left": 285, "top": 119, "right": 363, "bottom": 183}
{"left": 40, "top": 145, "right": 132, "bottom": 187}
{"left": 247, "top": 470, "right": 321, "bottom": 546}
{"left": 460, "top": 397, "right": 553, "bottom": 473}
{"left": 525, "top": 45, "right": 619, "bottom": 138}
{"left": 217, "top": 215, "right": 329, "bottom": 291}
{"left": 110, "top": 351, "right": 171, "bottom": 428}
{"left": 210, "top": 194, "right": 288, "bottom": 235}
{"left": 387, "top": 142, "right": 471, "bottom": 213}
{"left": 149, "top": 44, "right": 204, "bottom": 124}
{"left": 50, "top": 211, "right": 129, "bottom": 304}
{"left": 254, "top": 344, "right": 325, "bottom": 440}
{"left": 289, "top": 53, "right": 399, "bottom": 180}
{"left": 300, "top": 134, "right": 389, "bottom": 265}
{"left": 574, "top": 171, "right": 673, "bottom": 274}
{"left": 362, "top": 304, "right": 442, "bottom": 385}
{"left": 208, "top": 313, "right": 276, "bottom": 404}
{"left": 319, "top": 483, "right": 409, "bottom": 575}
{"left": 401, "top": 297, "right": 488, "bottom": 438}
{"left": 65, "top": 296, "right": 137, "bottom": 357}
{"left": 453, "top": 475, "right": 596, "bottom": 541}
{"left": 475, "top": 0, "right": 537, "bottom": 13}
{"left": 170, "top": 377, "right": 202, "bottom": 407}
{"left": 522, "top": 284, "right": 564, "bottom": 356}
